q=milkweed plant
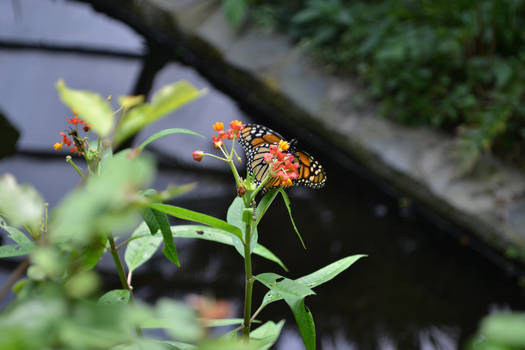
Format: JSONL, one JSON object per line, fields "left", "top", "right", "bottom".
{"left": 0, "top": 79, "right": 365, "bottom": 350}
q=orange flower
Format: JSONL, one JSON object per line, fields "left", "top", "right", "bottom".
{"left": 229, "top": 120, "right": 244, "bottom": 132}
{"left": 213, "top": 122, "right": 224, "bottom": 131}
{"left": 53, "top": 142, "right": 63, "bottom": 150}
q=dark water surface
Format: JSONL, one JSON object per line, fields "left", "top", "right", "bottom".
{"left": 1, "top": 1, "right": 524, "bottom": 349}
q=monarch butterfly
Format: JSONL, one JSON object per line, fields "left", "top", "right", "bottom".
{"left": 239, "top": 123, "right": 327, "bottom": 189}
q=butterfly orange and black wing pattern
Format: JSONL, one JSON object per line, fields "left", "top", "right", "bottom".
{"left": 239, "top": 124, "right": 327, "bottom": 189}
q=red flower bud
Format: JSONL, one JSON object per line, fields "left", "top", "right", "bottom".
{"left": 192, "top": 150, "right": 204, "bottom": 162}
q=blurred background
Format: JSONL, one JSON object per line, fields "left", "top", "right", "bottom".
{"left": 1, "top": 1, "right": 524, "bottom": 349}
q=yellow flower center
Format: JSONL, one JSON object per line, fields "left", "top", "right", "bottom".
{"left": 278, "top": 140, "right": 290, "bottom": 151}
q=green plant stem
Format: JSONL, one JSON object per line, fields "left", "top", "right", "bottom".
{"left": 250, "top": 304, "right": 265, "bottom": 324}
{"left": 0, "top": 257, "right": 29, "bottom": 304}
{"left": 108, "top": 235, "right": 130, "bottom": 291}
{"left": 242, "top": 204, "right": 254, "bottom": 338}
{"left": 66, "top": 155, "right": 85, "bottom": 180}
{"left": 108, "top": 234, "right": 142, "bottom": 336}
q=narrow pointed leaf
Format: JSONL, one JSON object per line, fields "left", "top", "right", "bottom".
{"left": 255, "top": 273, "right": 316, "bottom": 350}
{"left": 172, "top": 225, "right": 287, "bottom": 270}
{"left": 250, "top": 320, "right": 285, "bottom": 350}
{"left": 98, "top": 289, "right": 130, "bottom": 305}
{"left": 202, "top": 318, "right": 245, "bottom": 328}
{"left": 227, "top": 197, "right": 258, "bottom": 253}
{"left": 2, "top": 225, "right": 32, "bottom": 245}
{"left": 138, "top": 128, "right": 204, "bottom": 151}
{"left": 255, "top": 189, "right": 278, "bottom": 227}
{"left": 150, "top": 204, "right": 243, "bottom": 241}
{"left": 255, "top": 273, "right": 315, "bottom": 300}
{"left": 259, "top": 255, "right": 366, "bottom": 311}
{"left": 151, "top": 209, "right": 180, "bottom": 267}
{"left": 296, "top": 254, "right": 367, "bottom": 288}
{"left": 125, "top": 224, "right": 163, "bottom": 273}
{"left": 278, "top": 188, "right": 306, "bottom": 249}
{"left": 0, "top": 243, "right": 34, "bottom": 258}
{"left": 129, "top": 223, "right": 286, "bottom": 270}
{"left": 142, "top": 207, "right": 160, "bottom": 235}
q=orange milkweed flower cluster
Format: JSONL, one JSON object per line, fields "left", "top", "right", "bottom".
{"left": 263, "top": 141, "right": 299, "bottom": 187}
{"left": 211, "top": 120, "right": 244, "bottom": 149}
{"left": 53, "top": 110, "right": 89, "bottom": 155}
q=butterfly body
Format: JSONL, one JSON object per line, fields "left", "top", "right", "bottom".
{"left": 239, "top": 124, "right": 327, "bottom": 189}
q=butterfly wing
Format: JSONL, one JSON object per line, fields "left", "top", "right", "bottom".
{"left": 293, "top": 150, "right": 327, "bottom": 189}
{"left": 245, "top": 143, "right": 291, "bottom": 188}
{"left": 239, "top": 124, "right": 286, "bottom": 153}
{"left": 239, "top": 123, "right": 327, "bottom": 189}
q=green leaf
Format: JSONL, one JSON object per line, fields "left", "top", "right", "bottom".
{"left": 227, "top": 197, "right": 257, "bottom": 254}
{"left": 130, "top": 223, "right": 287, "bottom": 270}
{"left": 0, "top": 243, "right": 34, "bottom": 258}
{"left": 125, "top": 223, "right": 163, "bottom": 273}
{"left": 202, "top": 318, "right": 245, "bottom": 327}
{"left": 1, "top": 224, "right": 32, "bottom": 245}
{"left": 173, "top": 225, "right": 286, "bottom": 270}
{"left": 115, "top": 81, "right": 205, "bottom": 145}
{"left": 222, "top": 0, "right": 247, "bottom": 29}
{"left": 250, "top": 320, "right": 285, "bottom": 350}
{"left": 118, "top": 95, "right": 144, "bottom": 109}
{"left": 98, "top": 289, "right": 131, "bottom": 305}
{"left": 253, "top": 244, "right": 287, "bottom": 272}
{"left": 157, "top": 183, "right": 196, "bottom": 202}
{"left": 50, "top": 152, "right": 154, "bottom": 245}
{"left": 278, "top": 188, "right": 306, "bottom": 249}
{"left": 226, "top": 197, "right": 245, "bottom": 230}
{"left": 154, "top": 209, "right": 180, "bottom": 267}
{"left": 138, "top": 128, "right": 204, "bottom": 151}
{"left": 150, "top": 203, "right": 243, "bottom": 241}
{"left": 480, "top": 312, "right": 525, "bottom": 347}
{"left": 72, "top": 235, "right": 107, "bottom": 271}
{"left": 198, "top": 339, "right": 257, "bottom": 350}
{"left": 255, "top": 273, "right": 315, "bottom": 301}
{"left": 259, "top": 255, "right": 366, "bottom": 313}
{"left": 64, "top": 270, "right": 100, "bottom": 298}
{"left": 142, "top": 184, "right": 196, "bottom": 204}
{"left": 255, "top": 190, "right": 278, "bottom": 227}
{"left": 142, "top": 207, "right": 160, "bottom": 235}
{"left": 141, "top": 207, "right": 179, "bottom": 266}
{"left": 142, "top": 299, "right": 204, "bottom": 342}
{"left": 55, "top": 80, "right": 114, "bottom": 137}
{"left": 0, "top": 174, "right": 44, "bottom": 233}
{"left": 296, "top": 254, "right": 367, "bottom": 288}
{"left": 255, "top": 273, "right": 316, "bottom": 350}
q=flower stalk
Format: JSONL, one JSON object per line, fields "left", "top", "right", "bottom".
{"left": 108, "top": 234, "right": 130, "bottom": 291}
{"left": 242, "top": 205, "right": 254, "bottom": 337}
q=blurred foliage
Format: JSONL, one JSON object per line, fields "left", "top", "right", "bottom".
{"left": 244, "top": 0, "right": 525, "bottom": 166}
{"left": 468, "top": 312, "right": 525, "bottom": 350}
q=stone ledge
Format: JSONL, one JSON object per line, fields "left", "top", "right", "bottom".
{"left": 86, "top": 0, "right": 525, "bottom": 264}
